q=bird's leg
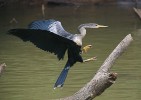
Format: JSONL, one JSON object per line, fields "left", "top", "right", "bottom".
{"left": 82, "top": 44, "right": 97, "bottom": 62}
{"left": 82, "top": 45, "right": 92, "bottom": 53}
{"left": 83, "top": 56, "right": 97, "bottom": 62}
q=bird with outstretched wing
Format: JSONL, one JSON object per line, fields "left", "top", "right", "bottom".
{"left": 8, "top": 19, "right": 107, "bottom": 88}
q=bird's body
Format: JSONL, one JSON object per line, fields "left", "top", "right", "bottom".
{"left": 8, "top": 19, "right": 107, "bottom": 88}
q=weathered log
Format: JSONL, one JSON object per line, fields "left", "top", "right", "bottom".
{"left": 0, "top": 63, "right": 6, "bottom": 75}
{"left": 58, "top": 34, "right": 133, "bottom": 100}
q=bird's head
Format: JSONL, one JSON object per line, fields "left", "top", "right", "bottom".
{"left": 82, "top": 23, "right": 108, "bottom": 29}
{"left": 78, "top": 23, "right": 108, "bottom": 39}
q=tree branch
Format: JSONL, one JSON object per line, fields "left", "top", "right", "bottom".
{"left": 0, "top": 63, "right": 6, "bottom": 75}
{"left": 133, "top": 7, "right": 141, "bottom": 19}
{"left": 58, "top": 34, "right": 133, "bottom": 100}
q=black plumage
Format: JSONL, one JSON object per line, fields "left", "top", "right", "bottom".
{"left": 8, "top": 19, "right": 107, "bottom": 88}
{"left": 8, "top": 19, "right": 83, "bottom": 88}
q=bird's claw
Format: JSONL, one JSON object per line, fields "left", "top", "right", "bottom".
{"left": 91, "top": 56, "right": 97, "bottom": 61}
{"left": 83, "top": 56, "right": 97, "bottom": 62}
{"left": 82, "top": 44, "right": 92, "bottom": 53}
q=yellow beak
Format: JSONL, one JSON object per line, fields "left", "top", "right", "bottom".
{"left": 97, "top": 25, "right": 108, "bottom": 28}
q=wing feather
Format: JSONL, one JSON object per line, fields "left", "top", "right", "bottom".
{"left": 8, "top": 29, "right": 76, "bottom": 60}
{"left": 28, "top": 19, "right": 74, "bottom": 40}
{"left": 8, "top": 19, "right": 82, "bottom": 63}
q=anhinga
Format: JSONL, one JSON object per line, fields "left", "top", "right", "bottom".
{"left": 8, "top": 19, "right": 108, "bottom": 88}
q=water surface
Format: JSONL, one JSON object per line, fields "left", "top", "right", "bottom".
{"left": 0, "top": 4, "right": 141, "bottom": 100}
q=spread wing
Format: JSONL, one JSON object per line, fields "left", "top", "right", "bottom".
{"left": 8, "top": 29, "right": 77, "bottom": 60}
{"left": 8, "top": 19, "right": 78, "bottom": 60}
{"left": 28, "top": 19, "right": 74, "bottom": 40}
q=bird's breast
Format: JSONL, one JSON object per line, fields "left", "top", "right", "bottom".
{"left": 73, "top": 37, "right": 82, "bottom": 46}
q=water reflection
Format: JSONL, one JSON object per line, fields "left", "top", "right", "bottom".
{"left": 0, "top": 4, "right": 141, "bottom": 100}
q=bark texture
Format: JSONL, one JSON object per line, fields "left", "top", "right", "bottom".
{"left": 58, "top": 34, "right": 133, "bottom": 100}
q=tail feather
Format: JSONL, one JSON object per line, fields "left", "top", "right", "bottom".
{"left": 54, "top": 61, "right": 70, "bottom": 89}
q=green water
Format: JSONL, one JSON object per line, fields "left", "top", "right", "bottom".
{"left": 0, "top": 4, "right": 141, "bottom": 100}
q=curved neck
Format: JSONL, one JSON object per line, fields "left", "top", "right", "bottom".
{"left": 78, "top": 27, "right": 86, "bottom": 39}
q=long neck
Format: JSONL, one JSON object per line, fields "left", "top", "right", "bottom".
{"left": 78, "top": 27, "right": 86, "bottom": 39}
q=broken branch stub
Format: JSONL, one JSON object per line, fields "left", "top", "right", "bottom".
{"left": 0, "top": 63, "right": 6, "bottom": 75}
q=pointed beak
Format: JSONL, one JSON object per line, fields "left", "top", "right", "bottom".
{"left": 97, "top": 25, "right": 108, "bottom": 28}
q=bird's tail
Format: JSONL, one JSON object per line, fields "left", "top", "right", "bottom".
{"left": 54, "top": 61, "right": 70, "bottom": 89}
